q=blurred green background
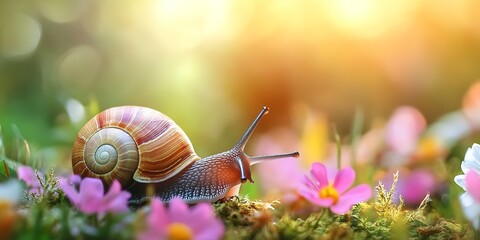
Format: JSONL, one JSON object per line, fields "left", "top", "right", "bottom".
{"left": 1, "top": 0, "right": 480, "bottom": 168}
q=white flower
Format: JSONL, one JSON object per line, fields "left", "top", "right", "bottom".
{"left": 454, "top": 143, "right": 480, "bottom": 229}
{"left": 0, "top": 180, "right": 22, "bottom": 203}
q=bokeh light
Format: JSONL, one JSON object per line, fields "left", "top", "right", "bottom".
{"left": 57, "top": 45, "right": 101, "bottom": 94}
{"left": 0, "top": 13, "right": 41, "bottom": 58}
{"left": 37, "top": 0, "right": 92, "bottom": 23}
{"left": 1, "top": 0, "right": 480, "bottom": 184}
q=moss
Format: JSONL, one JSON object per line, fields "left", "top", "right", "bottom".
{"left": 213, "top": 196, "right": 277, "bottom": 228}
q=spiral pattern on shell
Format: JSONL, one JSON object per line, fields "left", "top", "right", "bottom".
{"left": 71, "top": 106, "right": 201, "bottom": 188}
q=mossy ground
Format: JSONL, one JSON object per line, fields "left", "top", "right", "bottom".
{"left": 213, "top": 173, "right": 474, "bottom": 239}
{"left": 213, "top": 198, "right": 472, "bottom": 240}
{"left": 4, "top": 170, "right": 476, "bottom": 239}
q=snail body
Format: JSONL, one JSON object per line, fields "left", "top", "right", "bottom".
{"left": 72, "top": 106, "right": 298, "bottom": 203}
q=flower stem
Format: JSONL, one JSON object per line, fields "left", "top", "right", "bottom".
{"left": 313, "top": 208, "right": 327, "bottom": 229}
{"left": 332, "top": 125, "right": 342, "bottom": 170}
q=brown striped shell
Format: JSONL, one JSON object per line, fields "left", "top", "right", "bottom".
{"left": 71, "top": 106, "right": 200, "bottom": 188}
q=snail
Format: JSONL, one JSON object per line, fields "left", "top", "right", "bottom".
{"left": 71, "top": 106, "right": 299, "bottom": 203}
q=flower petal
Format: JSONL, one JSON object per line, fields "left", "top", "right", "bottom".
{"left": 172, "top": 201, "right": 225, "bottom": 240}
{"left": 17, "top": 166, "right": 36, "bottom": 184}
{"left": 106, "top": 191, "right": 131, "bottom": 213}
{"left": 330, "top": 184, "right": 372, "bottom": 214}
{"left": 472, "top": 143, "right": 480, "bottom": 159}
{"left": 401, "top": 170, "right": 436, "bottom": 205}
{"left": 459, "top": 192, "right": 475, "bottom": 208}
{"left": 460, "top": 193, "right": 480, "bottom": 230}
{"left": 462, "top": 160, "right": 480, "bottom": 175}
{"left": 139, "top": 198, "right": 224, "bottom": 240}
{"left": 454, "top": 174, "right": 466, "bottom": 190}
{"left": 103, "top": 180, "right": 121, "bottom": 201}
{"left": 298, "top": 187, "right": 317, "bottom": 200}
{"left": 188, "top": 203, "right": 223, "bottom": 236}
{"left": 102, "top": 180, "right": 130, "bottom": 213}
{"left": 333, "top": 167, "right": 355, "bottom": 194}
{"left": 137, "top": 199, "right": 169, "bottom": 240}
{"left": 339, "top": 184, "right": 372, "bottom": 204}
{"left": 463, "top": 144, "right": 480, "bottom": 173}
{"left": 310, "top": 163, "right": 328, "bottom": 188}
{"left": 149, "top": 198, "right": 169, "bottom": 232}
{"left": 302, "top": 175, "right": 319, "bottom": 191}
{"left": 168, "top": 198, "right": 190, "bottom": 223}
{"left": 17, "top": 166, "right": 43, "bottom": 192}
{"left": 78, "top": 178, "right": 105, "bottom": 213}
{"left": 194, "top": 217, "right": 225, "bottom": 240}
{"left": 70, "top": 175, "right": 82, "bottom": 185}
{"left": 330, "top": 200, "right": 356, "bottom": 214}
{"left": 59, "top": 177, "right": 80, "bottom": 206}
{"left": 472, "top": 217, "right": 480, "bottom": 230}
{"left": 466, "top": 170, "right": 480, "bottom": 202}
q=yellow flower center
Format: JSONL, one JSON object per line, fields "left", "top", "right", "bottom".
{"left": 167, "top": 223, "right": 193, "bottom": 240}
{"left": 319, "top": 184, "right": 339, "bottom": 204}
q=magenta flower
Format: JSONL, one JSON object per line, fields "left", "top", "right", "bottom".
{"left": 137, "top": 198, "right": 224, "bottom": 240}
{"left": 59, "top": 176, "right": 131, "bottom": 215}
{"left": 17, "top": 165, "right": 43, "bottom": 195}
{"left": 299, "top": 163, "right": 372, "bottom": 214}
{"left": 382, "top": 169, "right": 437, "bottom": 206}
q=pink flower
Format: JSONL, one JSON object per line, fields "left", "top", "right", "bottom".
{"left": 299, "top": 163, "right": 372, "bottom": 214}
{"left": 59, "top": 176, "right": 131, "bottom": 215}
{"left": 385, "top": 106, "right": 426, "bottom": 156}
{"left": 17, "top": 166, "right": 43, "bottom": 195}
{"left": 137, "top": 198, "right": 224, "bottom": 240}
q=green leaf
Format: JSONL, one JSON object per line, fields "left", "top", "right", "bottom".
{"left": 0, "top": 125, "right": 19, "bottom": 180}
{"left": 0, "top": 157, "right": 18, "bottom": 181}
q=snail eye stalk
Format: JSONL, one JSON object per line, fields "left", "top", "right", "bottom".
{"left": 234, "top": 106, "right": 269, "bottom": 151}
{"left": 233, "top": 106, "right": 300, "bottom": 165}
{"left": 250, "top": 151, "right": 300, "bottom": 165}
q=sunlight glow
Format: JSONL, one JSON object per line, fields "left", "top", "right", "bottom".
{"left": 325, "top": 0, "right": 418, "bottom": 38}
{"left": 152, "top": 0, "right": 230, "bottom": 52}
{"left": 332, "top": 0, "right": 375, "bottom": 25}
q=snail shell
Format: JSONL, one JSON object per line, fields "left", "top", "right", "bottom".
{"left": 71, "top": 106, "right": 200, "bottom": 188}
